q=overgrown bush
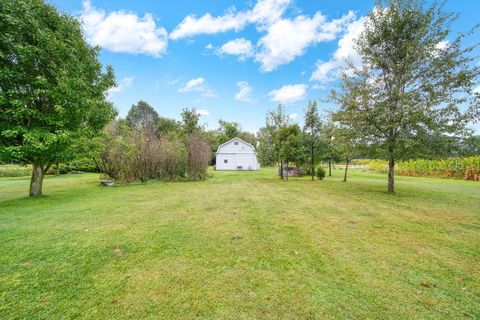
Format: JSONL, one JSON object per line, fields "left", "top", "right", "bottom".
{"left": 158, "top": 137, "right": 187, "bottom": 180}
{"left": 186, "top": 134, "right": 211, "bottom": 180}
{"left": 94, "top": 123, "right": 210, "bottom": 183}
{"left": 315, "top": 165, "right": 326, "bottom": 180}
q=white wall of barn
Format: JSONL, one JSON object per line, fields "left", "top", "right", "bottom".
{"left": 216, "top": 138, "right": 260, "bottom": 171}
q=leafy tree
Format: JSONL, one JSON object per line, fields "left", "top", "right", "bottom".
{"left": 157, "top": 116, "right": 181, "bottom": 137}
{"left": 303, "top": 101, "right": 322, "bottom": 180}
{"left": 320, "top": 120, "right": 341, "bottom": 176}
{"left": 277, "top": 124, "right": 305, "bottom": 180}
{"left": 264, "top": 105, "right": 290, "bottom": 178}
{"left": 216, "top": 119, "right": 257, "bottom": 146}
{"left": 180, "top": 108, "right": 203, "bottom": 135}
{"left": 0, "top": 0, "right": 116, "bottom": 196}
{"left": 256, "top": 126, "right": 276, "bottom": 166}
{"left": 332, "top": 0, "right": 480, "bottom": 192}
{"left": 125, "top": 100, "right": 159, "bottom": 133}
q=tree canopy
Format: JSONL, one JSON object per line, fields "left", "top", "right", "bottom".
{"left": 0, "top": 0, "right": 116, "bottom": 196}
{"left": 125, "top": 100, "right": 159, "bottom": 133}
{"left": 332, "top": 0, "right": 480, "bottom": 192}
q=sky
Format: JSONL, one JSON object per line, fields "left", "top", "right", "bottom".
{"left": 47, "top": 0, "right": 480, "bottom": 133}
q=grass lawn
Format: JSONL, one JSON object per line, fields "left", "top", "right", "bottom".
{"left": 0, "top": 168, "right": 479, "bottom": 319}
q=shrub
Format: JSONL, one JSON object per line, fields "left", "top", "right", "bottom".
{"left": 315, "top": 165, "right": 326, "bottom": 180}
{"left": 158, "top": 137, "right": 187, "bottom": 180}
{"left": 186, "top": 134, "right": 211, "bottom": 180}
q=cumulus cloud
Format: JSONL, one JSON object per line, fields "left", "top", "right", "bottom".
{"left": 235, "top": 81, "right": 254, "bottom": 103}
{"left": 473, "top": 85, "right": 480, "bottom": 94}
{"left": 256, "top": 11, "right": 355, "bottom": 72}
{"left": 80, "top": 1, "right": 168, "bottom": 57}
{"left": 310, "top": 17, "right": 365, "bottom": 83}
{"left": 179, "top": 77, "right": 217, "bottom": 98}
{"left": 268, "top": 84, "right": 307, "bottom": 104}
{"left": 288, "top": 113, "right": 298, "bottom": 120}
{"left": 170, "top": 0, "right": 291, "bottom": 40}
{"left": 197, "top": 109, "right": 210, "bottom": 116}
{"left": 107, "top": 76, "right": 134, "bottom": 95}
{"left": 218, "top": 38, "right": 254, "bottom": 60}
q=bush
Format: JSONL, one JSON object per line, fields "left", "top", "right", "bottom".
{"left": 186, "top": 134, "right": 211, "bottom": 180}
{"left": 94, "top": 124, "right": 211, "bottom": 183}
{"left": 315, "top": 165, "right": 326, "bottom": 180}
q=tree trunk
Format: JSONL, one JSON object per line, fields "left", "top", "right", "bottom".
{"left": 30, "top": 164, "right": 45, "bottom": 197}
{"left": 328, "top": 161, "right": 332, "bottom": 176}
{"left": 279, "top": 160, "right": 284, "bottom": 179}
{"left": 311, "top": 145, "right": 314, "bottom": 181}
{"left": 388, "top": 156, "right": 395, "bottom": 193}
{"left": 343, "top": 158, "right": 349, "bottom": 182}
{"left": 285, "top": 161, "right": 289, "bottom": 181}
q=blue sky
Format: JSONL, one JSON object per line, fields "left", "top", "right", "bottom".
{"left": 47, "top": 0, "right": 480, "bottom": 133}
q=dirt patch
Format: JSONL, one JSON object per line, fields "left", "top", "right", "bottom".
{"left": 18, "top": 260, "right": 34, "bottom": 265}
{"left": 113, "top": 246, "right": 123, "bottom": 256}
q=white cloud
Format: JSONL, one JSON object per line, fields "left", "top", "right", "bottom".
{"left": 197, "top": 109, "right": 210, "bottom": 116}
{"left": 179, "top": 77, "right": 217, "bottom": 98}
{"left": 80, "top": 1, "right": 168, "bottom": 57}
{"left": 205, "top": 43, "right": 214, "bottom": 50}
{"left": 235, "top": 81, "right": 254, "bottom": 103}
{"left": 256, "top": 11, "right": 355, "bottom": 72}
{"left": 311, "top": 17, "right": 365, "bottom": 83}
{"left": 473, "top": 85, "right": 480, "bottom": 94}
{"left": 268, "top": 84, "right": 307, "bottom": 104}
{"left": 107, "top": 76, "right": 134, "bottom": 95}
{"left": 218, "top": 38, "right": 254, "bottom": 60}
{"left": 170, "top": 0, "right": 291, "bottom": 40}
{"left": 288, "top": 113, "right": 298, "bottom": 120}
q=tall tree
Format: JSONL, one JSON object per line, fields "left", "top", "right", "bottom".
{"left": 216, "top": 119, "right": 257, "bottom": 146}
{"left": 0, "top": 0, "right": 116, "bottom": 196}
{"left": 332, "top": 0, "right": 480, "bottom": 192}
{"left": 256, "top": 127, "right": 276, "bottom": 166}
{"left": 320, "top": 120, "right": 341, "bottom": 176}
{"left": 157, "top": 116, "right": 181, "bottom": 137}
{"left": 180, "top": 108, "right": 202, "bottom": 135}
{"left": 264, "top": 105, "right": 289, "bottom": 178}
{"left": 125, "top": 100, "right": 159, "bottom": 133}
{"left": 277, "top": 124, "right": 304, "bottom": 180}
{"left": 303, "top": 101, "right": 322, "bottom": 180}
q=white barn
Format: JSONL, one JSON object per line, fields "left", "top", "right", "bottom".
{"left": 216, "top": 137, "right": 260, "bottom": 171}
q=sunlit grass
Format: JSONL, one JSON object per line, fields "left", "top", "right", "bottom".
{"left": 0, "top": 168, "right": 479, "bottom": 319}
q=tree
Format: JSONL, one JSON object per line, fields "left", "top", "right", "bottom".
{"left": 320, "top": 120, "right": 341, "bottom": 176}
{"left": 264, "top": 105, "right": 290, "bottom": 178}
{"left": 277, "top": 125, "right": 305, "bottom": 180}
{"left": 125, "top": 100, "right": 159, "bottom": 133}
{"left": 216, "top": 119, "right": 257, "bottom": 146}
{"left": 157, "top": 116, "right": 181, "bottom": 137}
{"left": 303, "top": 101, "right": 322, "bottom": 180}
{"left": 256, "top": 127, "right": 276, "bottom": 166}
{"left": 332, "top": 0, "right": 480, "bottom": 192}
{"left": 0, "top": 0, "right": 116, "bottom": 196}
{"left": 180, "top": 108, "right": 203, "bottom": 135}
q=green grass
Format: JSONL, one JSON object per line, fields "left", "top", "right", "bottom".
{"left": 0, "top": 168, "right": 479, "bottom": 319}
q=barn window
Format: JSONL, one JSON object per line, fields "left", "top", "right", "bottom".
{"left": 234, "top": 141, "right": 239, "bottom": 145}
{"left": 224, "top": 159, "right": 228, "bottom": 163}
{"left": 237, "top": 166, "right": 243, "bottom": 169}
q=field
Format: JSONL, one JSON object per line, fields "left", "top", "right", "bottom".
{"left": 0, "top": 168, "right": 479, "bottom": 319}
